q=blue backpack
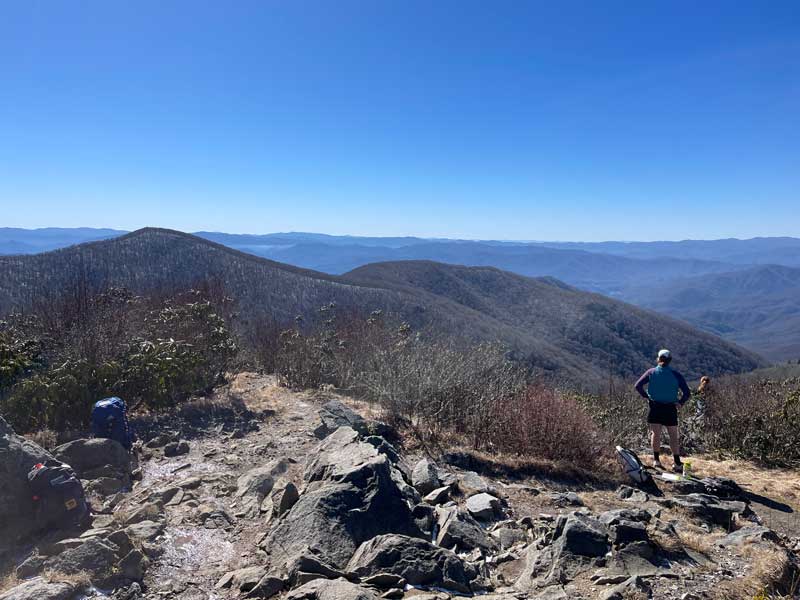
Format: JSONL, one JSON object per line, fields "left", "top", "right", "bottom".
{"left": 91, "top": 397, "right": 133, "bottom": 450}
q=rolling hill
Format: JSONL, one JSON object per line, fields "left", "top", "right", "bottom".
{"left": 0, "top": 229, "right": 765, "bottom": 383}
{"left": 2, "top": 228, "right": 796, "bottom": 360}
{"left": 622, "top": 265, "right": 800, "bottom": 362}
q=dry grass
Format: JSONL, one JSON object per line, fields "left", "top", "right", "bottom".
{"left": 677, "top": 527, "right": 723, "bottom": 555}
{"left": 0, "top": 569, "right": 92, "bottom": 595}
{"left": 42, "top": 568, "right": 92, "bottom": 589}
{"left": 23, "top": 428, "right": 58, "bottom": 450}
{"left": 690, "top": 455, "right": 800, "bottom": 504}
{"left": 0, "top": 572, "right": 19, "bottom": 594}
{"left": 226, "top": 371, "right": 320, "bottom": 415}
{"left": 712, "top": 544, "right": 796, "bottom": 600}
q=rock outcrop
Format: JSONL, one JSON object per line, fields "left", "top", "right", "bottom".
{"left": 0, "top": 577, "right": 80, "bottom": 600}
{"left": 0, "top": 417, "right": 67, "bottom": 548}
{"left": 347, "top": 534, "right": 485, "bottom": 593}
{"left": 52, "top": 437, "right": 130, "bottom": 478}
{"left": 261, "top": 427, "right": 422, "bottom": 573}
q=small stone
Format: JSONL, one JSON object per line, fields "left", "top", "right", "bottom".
{"left": 123, "top": 501, "right": 163, "bottom": 526}
{"left": 546, "top": 492, "right": 584, "bottom": 507}
{"left": 423, "top": 486, "right": 451, "bottom": 505}
{"left": 495, "top": 527, "right": 526, "bottom": 549}
{"left": 164, "top": 441, "right": 190, "bottom": 457}
{"left": 362, "top": 573, "right": 406, "bottom": 588}
{"left": 15, "top": 554, "right": 45, "bottom": 578}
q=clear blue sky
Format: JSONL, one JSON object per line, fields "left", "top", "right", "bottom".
{"left": 1, "top": 1, "right": 798, "bottom": 241}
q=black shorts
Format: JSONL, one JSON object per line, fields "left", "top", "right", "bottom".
{"left": 647, "top": 401, "right": 678, "bottom": 427}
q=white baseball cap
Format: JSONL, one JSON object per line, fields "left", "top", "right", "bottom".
{"left": 658, "top": 349, "right": 671, "bottom": 360}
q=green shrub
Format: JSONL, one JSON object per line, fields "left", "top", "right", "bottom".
{"left": 121, "top": 297, "right": 237, "bottom": 410}
{"left": 0, "top": 318, "right": 44, "bottom": 396}
{"left": 0, "top": 289, "right": 237, "bottom": 433}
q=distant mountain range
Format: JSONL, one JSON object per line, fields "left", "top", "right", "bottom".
{"left": 0, "top": 228, "right": 763, "bottom": 384}
{"left": 2, "top": 227, "right": 798, "bottom": 361}
{"left": 624, "top": 264, "right": 800, "bottom": 362}
{"left": 0, "top": 227, "right": 122, "bottom": 254}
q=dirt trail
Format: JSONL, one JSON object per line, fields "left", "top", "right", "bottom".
{"left": 118, "top": 374, "right": 325, "bottom": 600}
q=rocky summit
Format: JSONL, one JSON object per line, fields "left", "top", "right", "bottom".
{"left": 1, "top": 373, "right": 799, "bottom": 600}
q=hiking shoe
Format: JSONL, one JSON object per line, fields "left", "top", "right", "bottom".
{"left": 672, "top": 462, "right": 683, "bottom": 473}
{"left": 652, "top": 459, "right": 664, "bottom": 470}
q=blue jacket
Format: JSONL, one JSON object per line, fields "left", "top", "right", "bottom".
{"left": 635, "top": 365, "right": 691, "bottom": 404}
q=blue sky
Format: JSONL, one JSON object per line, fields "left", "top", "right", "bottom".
{"left": 1, "top": 1, "right": 798, "bottom": 241}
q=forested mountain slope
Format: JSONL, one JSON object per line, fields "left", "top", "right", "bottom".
{"left": 0, "top": 228, "right": 763, "bottom": 383}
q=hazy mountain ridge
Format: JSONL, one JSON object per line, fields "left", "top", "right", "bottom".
{"left": 0, "top": 227, "right": 124, "bottom": 255}
{"left": 623, "top": 264, "right": 800, "bottom": 361}
{"left": 3, "top": 227, "right": 796, "bottom": 360}
{"left": 0, "top": 229, "right": 763, "bottom": 383}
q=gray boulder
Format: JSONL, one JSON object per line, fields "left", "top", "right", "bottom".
{"left": 591, "top": 542, "right": 661, "bottom": 584}
{"left": 52, "top": 438, "right": 130, "bottom": 479}
{"left": 495, "top": 527, "right": 526, "bottom": 549}
{"left": 436, "top": 506, "right": 497, "bottom": 553}
{"left": 46, "top": 537, "right": 118, "bottom": 583}
{"left": 264, "top": 479, "right": 300, "bottom": 519}
{"left": 546, "top": 492, "right": 584, "bottom": 507}
{"left": 262, "top": 428, "right": 422, "bottom": 572}
{"left": 0, "top": 577, "right": 80, "bottom": 600}
{"left": 250, "top": 575, "right": 285, "bottom": 599}
{"left": 314, "top": 400, "right": 391, "bottom": 440}
{"left": 285, "top": 553, "right": 348, "bottom": 586}
{"left": 119, "top": 549, "right": 148, "bottom": 581}
{"left": 718, "top": 525, "right": 780, "bottom": 547}
{"left": 669, "top": 494, "right": 751, "bottom": 527}
{"left": 15, "top": 552, "right": 46, "bottom": 578}
{"left": 85, "top": 476, "right": 125, "bottom": 496}
{"left": 466, "top": 492, "right": 502, "bottom": 521}
{"left": 287, "top": 578, "right": 378, "bottom": 600}
{"left": 347, "top": 534, "right": 484, "bottom": 593}
{"left": 125, "top": 520, "right": 165, "bottom": 542}
{"left": 0, "top": 417, "right": 72, "bottom": 547}
{"left": 423, "top": 486, "right": 451, "bottom": 505}
{"left": 599, "top": 575, "right": 652, "bottom": 600}
{"left": 411, "top": 458, "right": 442, "bottom": 495}
{"left": 303, "top": 428, "right": 380, "bottom": 489}
{"left": 554, "top": 513, "right": 609, "bottom": 556}
{"left": 390, "top": 465, "right": 421, "bottom": 505}
{"left": 236, "top": 457, "right": 291, "bottom": 516}
{"left": 216, "top": 566, "right": 268, "bottom": 593}
{"left": 616, "top": 485, "right": 650, "bottom": 503}
{"left": 516, "top": 513, "right": 609, "bottom": 590}
{"left": 459, "top": 471, "right": 490, "bottom": 494}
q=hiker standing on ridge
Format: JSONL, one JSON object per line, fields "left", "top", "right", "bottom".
{"left": 635, "top": 349, "right": 691, "bottom": 472}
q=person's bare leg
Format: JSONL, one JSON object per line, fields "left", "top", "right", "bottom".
{"left": 667, "top": 425, "right": 681, "bottom": 469}
{"left": 649, "top": 425, "right": 663, "bottom": 466}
